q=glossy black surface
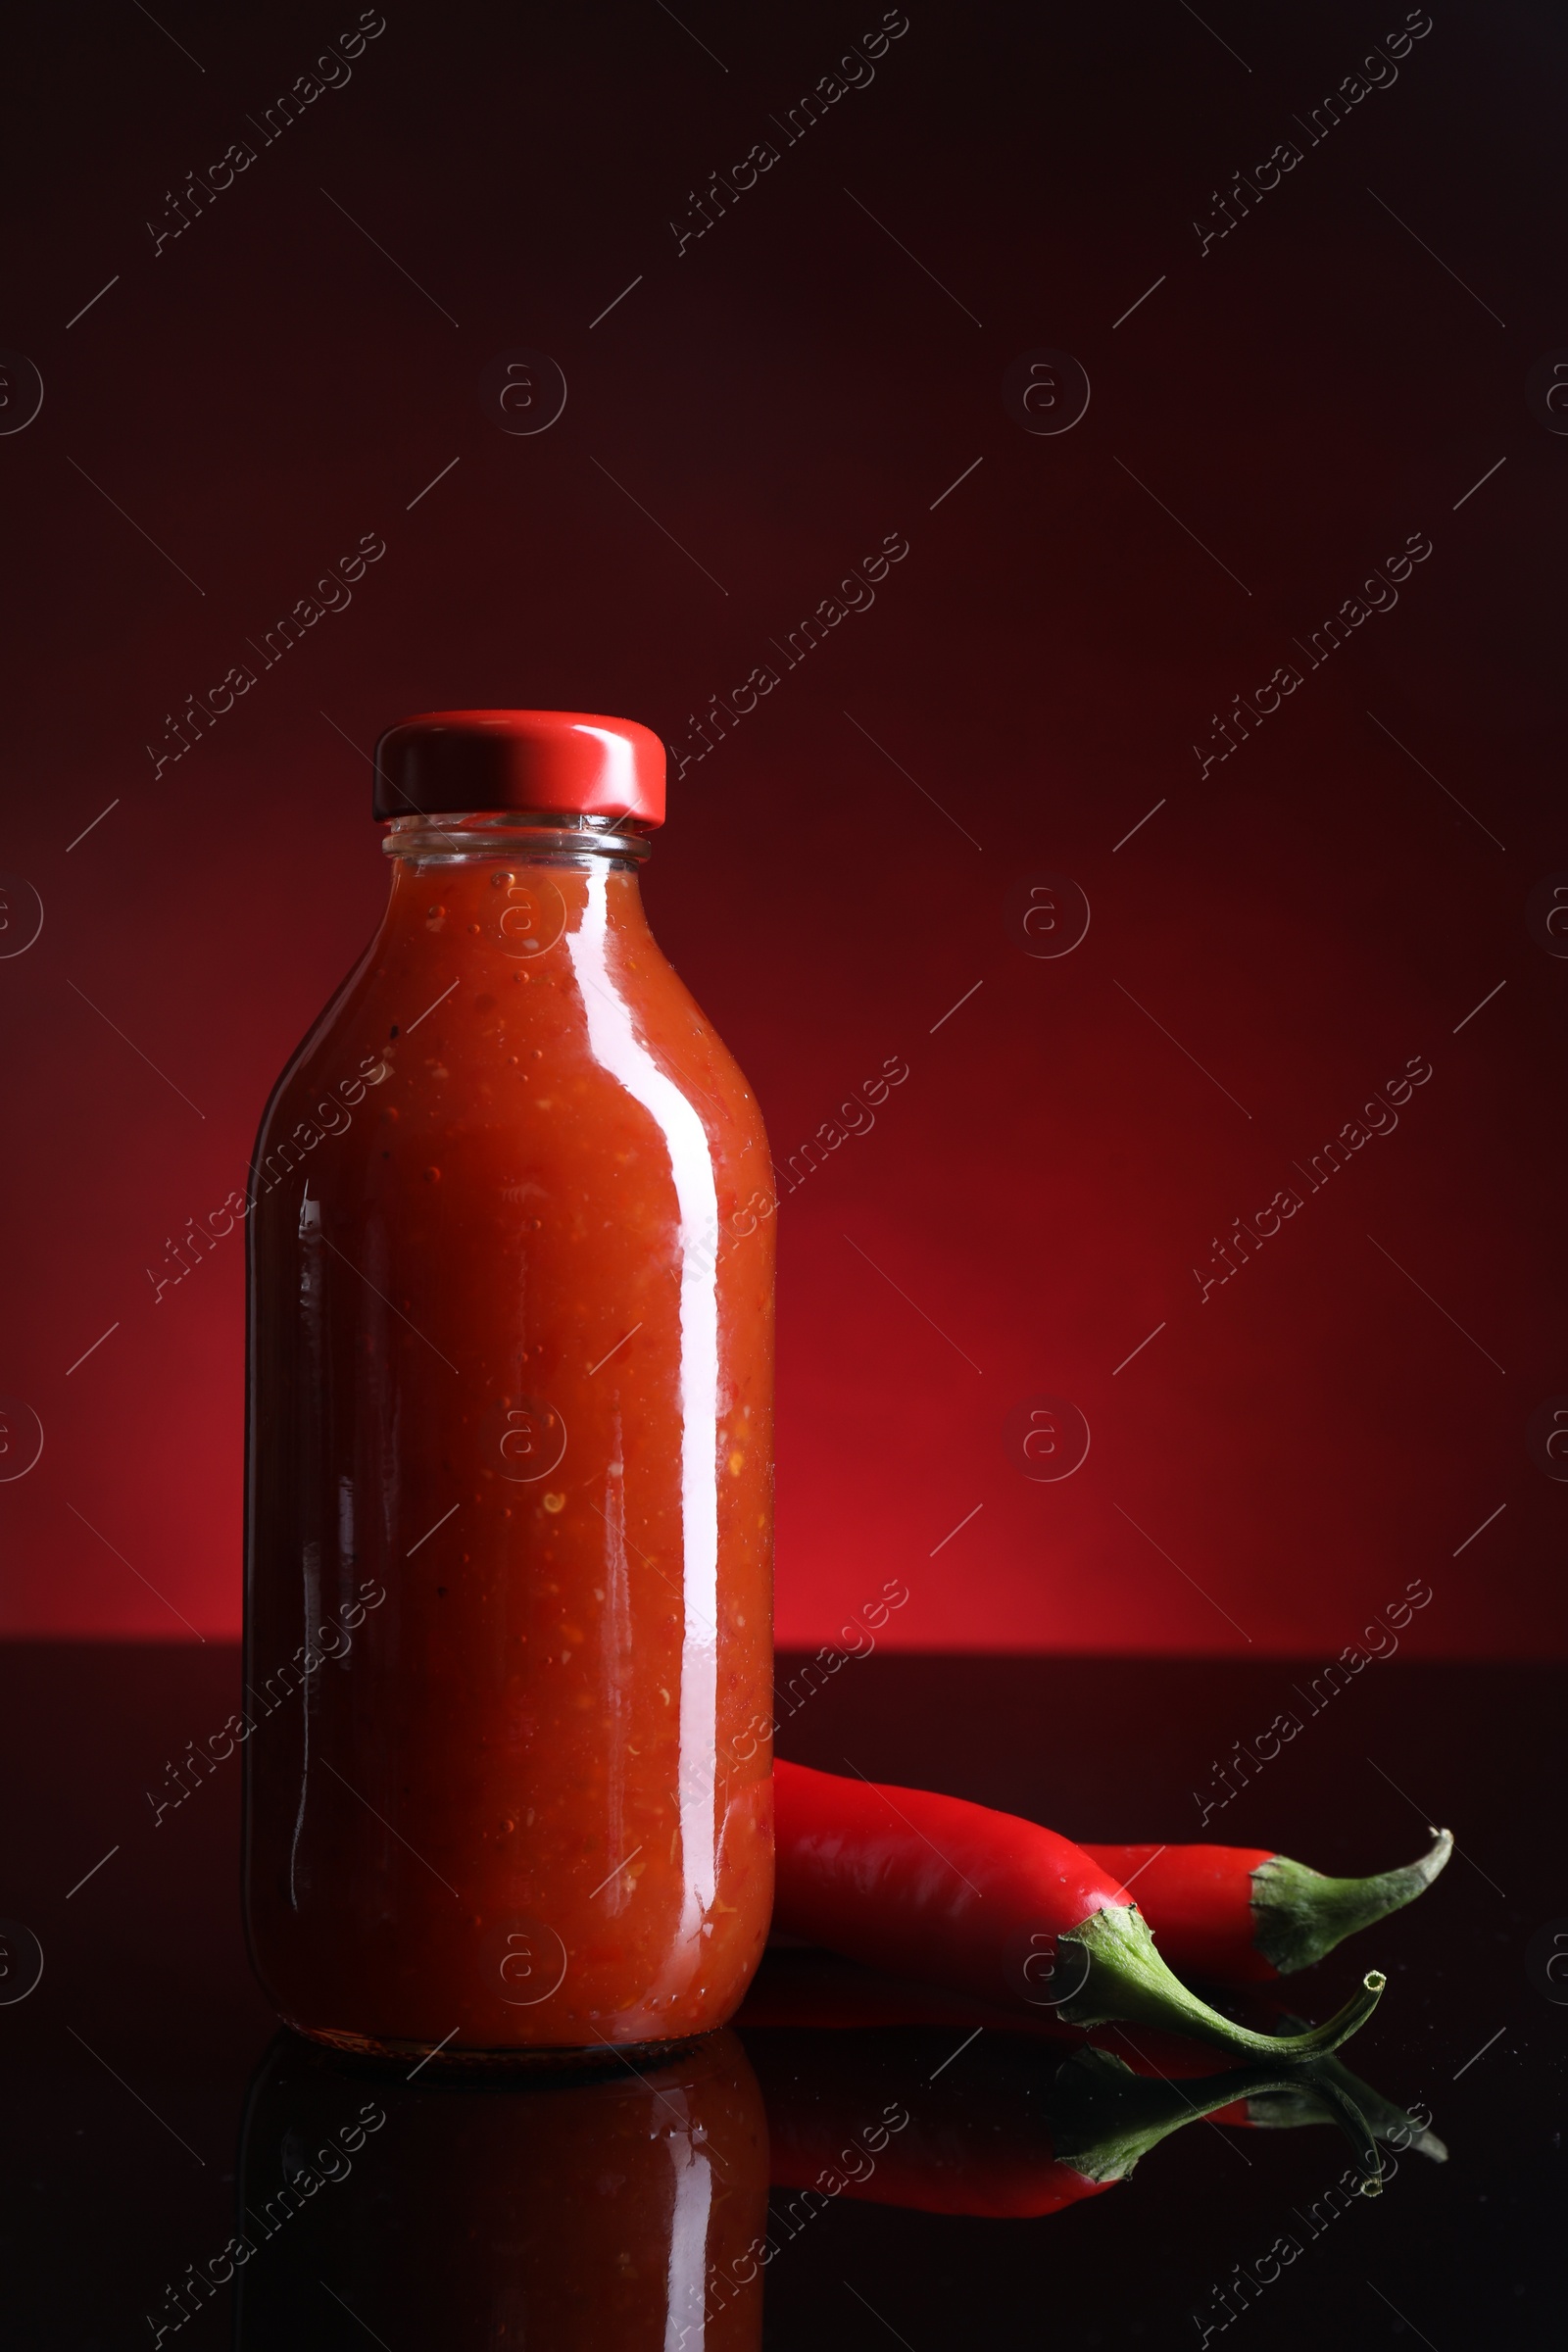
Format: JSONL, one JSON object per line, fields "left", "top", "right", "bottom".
{"left": 2, "top": 1645, "right": 1561, "bottom": 2346}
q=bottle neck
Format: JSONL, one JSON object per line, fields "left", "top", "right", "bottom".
{"left": 378, "top": 811, "right": 656, "bottom": 965}
{"left": 382, "top": 810, "right": 653, "bottom": 870}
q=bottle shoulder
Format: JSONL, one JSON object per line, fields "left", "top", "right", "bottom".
{"left": 252, "top": 920, "right": 770, "bottom": 1201}
{"left": 250, "top": 932, "right": 386, "bottom": 1169}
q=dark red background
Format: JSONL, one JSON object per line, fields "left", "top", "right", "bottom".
{"left": 1, "top": 0, "right": 1562, "bottom": 1651}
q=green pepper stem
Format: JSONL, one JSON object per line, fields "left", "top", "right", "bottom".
{"left": 1057, "top": 1902, "right": 1385, "bottom": 2061}
{"left": 1251, "top": 1829, "right": 1452, "bottom": 1974}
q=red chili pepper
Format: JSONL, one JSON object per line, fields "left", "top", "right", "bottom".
{"left": 773, "top": 1760, "right": 1384, "bottom": 2063}
{"left": 746, "top": 2027, "right": 1382, "bottom": 2218}
{"left": 1080, "top": 1831, "right": 1451, "bottom": 1982}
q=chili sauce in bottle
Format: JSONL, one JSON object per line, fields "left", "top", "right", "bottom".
{"left": 243, "top": 710, "right": 774, "bottom": 2060}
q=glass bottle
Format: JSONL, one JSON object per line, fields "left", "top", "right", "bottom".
{"left": 242, "top": 710, "right": 775, "bottom": 2060}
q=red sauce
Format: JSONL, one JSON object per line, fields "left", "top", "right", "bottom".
{"left": 243, "top": 811, "right": 774, "bottom": 2054}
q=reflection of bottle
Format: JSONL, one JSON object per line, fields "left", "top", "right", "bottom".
{"left": 232, "top": 2028, "right": 768, "bottom": 2349}
{"left": 244, "top": 711, "right": 775, "bottom": 2060}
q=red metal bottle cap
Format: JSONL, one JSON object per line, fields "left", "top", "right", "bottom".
{"left": 372, "top": 709, "right": 665, "bottom": 825}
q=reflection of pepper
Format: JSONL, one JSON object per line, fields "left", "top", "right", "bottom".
{"left": 774, "top": 1761, "right": 1384, "bottom": 2063}
{"left": 1081, "top": 1831, "right": 1451, "bottom": 1981}
{"left": 1212, "top": 2038, "right": 1446, "bottom": 2162}
{"left": 744, "top": 2027, "right": 1381, "bottom": 2218}
{"left": 738, "top": 1951, "right": 1441, "bottom": 2160}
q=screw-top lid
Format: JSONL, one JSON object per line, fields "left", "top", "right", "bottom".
{"left": 372, "top": 709, "right": 665, "bottom": 824}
